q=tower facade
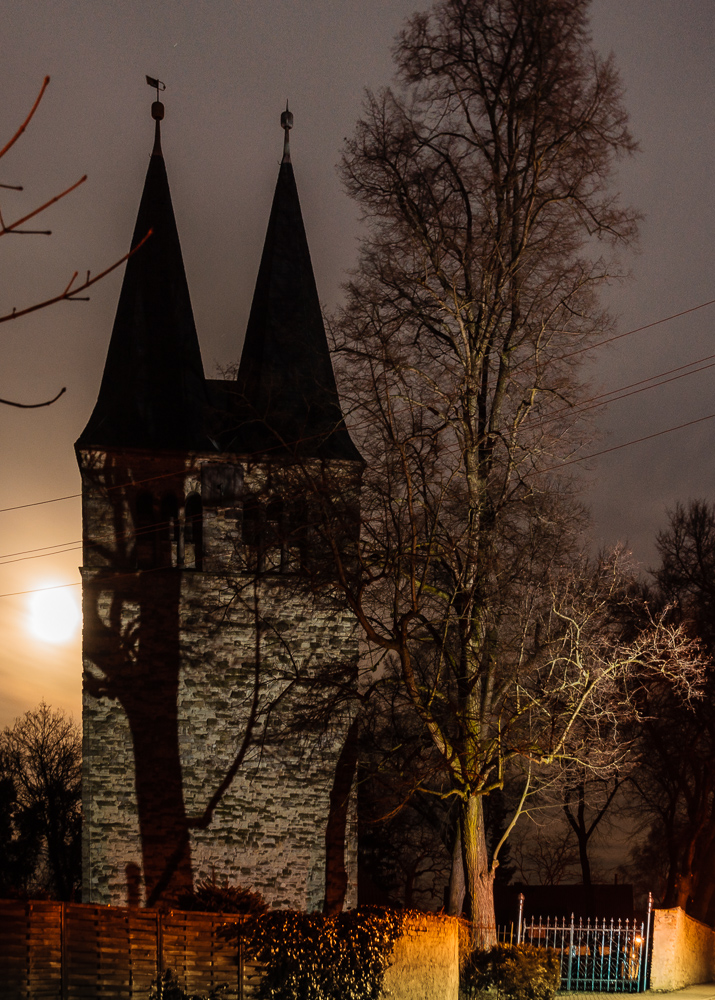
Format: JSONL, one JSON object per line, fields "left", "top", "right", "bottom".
{"left": 76, "top": 104, "right": 362, "bottom": 910}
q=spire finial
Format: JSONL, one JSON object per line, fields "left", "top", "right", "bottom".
{"left": 146, "top": 76, "right": 166, "bottom": 156}
{"left": 280, "top": 102, "right": 293, "bottom": 164}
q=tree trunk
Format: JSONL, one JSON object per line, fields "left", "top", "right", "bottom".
{"left": 323, "top": 716, "right": 359, "bottom": 915}
{"left": 462, "top": 794, "right": 496, "bottom": 949}
{"left": 447, "top": 821, "right": 466, "bottom": 916}
{"left": 673, "top": 870, "right": 694, "bottom": 911}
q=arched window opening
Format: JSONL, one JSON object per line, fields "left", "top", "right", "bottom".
{"left": 184, "top": 493, "right": 203, "bottom": 570}
{"left": 135, "top": 492, "right": 156, "bottom": 569}
{"left": 159, "top": 493, "right": 180, "bottom": 568}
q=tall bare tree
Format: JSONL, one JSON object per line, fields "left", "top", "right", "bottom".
{"left": 327, "top": 0, "right": 703, "bottom": 944}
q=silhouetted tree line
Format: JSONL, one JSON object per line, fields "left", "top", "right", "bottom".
{"left": 0, "top": 703, "right": 81, "bottom": 900}
{"left": 625, "top": 500, "right": 715, "bottom": 924}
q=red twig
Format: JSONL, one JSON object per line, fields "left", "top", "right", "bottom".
{"left": 0, "top": 174, "right": 87, "bottom": 236}
{"left": 0, "top": 76, "right": 50, "bottom": 160}
{"left": 0, "top": 230, "right": 153, "bottom": 325}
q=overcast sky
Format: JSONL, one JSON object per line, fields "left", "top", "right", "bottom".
{"left": 0, "top": 0, "right": 713, "bottom": 727}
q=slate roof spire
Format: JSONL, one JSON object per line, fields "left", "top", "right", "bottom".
{"left": 228, "top": 109, "right": 361, "bottom": 461}
{"left": 77, "top": 86, "right": 213, "bottom": 453}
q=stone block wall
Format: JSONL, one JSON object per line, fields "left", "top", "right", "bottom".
{"left": 79, "top": 447, "right": 360, "bottom": 911}
{"left": 650, "top": 906, "right": 715, "bottom": 990}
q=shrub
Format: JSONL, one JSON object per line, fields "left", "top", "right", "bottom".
{"left": 231, "top": 906, "right": 405, "bottom": 1000}
{"left": 148, "top": 969, "right": 229, "bottom": 1000}
{"left": 178, "top": 878, "right": 268, "bottom": 915}
{"left": 462, "top": 944, "right": 561, "bottom": 1000}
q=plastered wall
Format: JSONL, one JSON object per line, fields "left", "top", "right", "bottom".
{"left": 381, "top": 914, "right": 460, "bottom": 1000}
{"left": 650, "top": 907, "right": 715, "bottom": 991}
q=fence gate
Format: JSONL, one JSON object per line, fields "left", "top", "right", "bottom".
{"left": 519, "top": 900, "right": 652, "bottom": 993}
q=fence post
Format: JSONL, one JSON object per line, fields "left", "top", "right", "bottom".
{"left": 156, "top": 910, "right": 164, "bottom": 987}
{"left": 60, "top": 902, "right": 68, "bottom": 1000}
{"left": 566, "top": 912, "right": 574, "bottom": 991}
{"left": 517, "top": 893, "right": 525, "bottom": 945}
{"left": 238, "top": 923, "right": 244, "bottom": 1000}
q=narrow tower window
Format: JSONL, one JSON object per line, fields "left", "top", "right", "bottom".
{"left": 185, "top": 493, "right": 203, "bottom": 570}
{"left": 242, "top": 495, "right": 263, "bottom": 572}
{"left": 265, "top": 499, "right": 286, "bottom": 572}
{"left": 135, "top": 492, "right": 157, "bottom": 569}
{"left": 159, "top": 493, "right": 180, "bottom": 567}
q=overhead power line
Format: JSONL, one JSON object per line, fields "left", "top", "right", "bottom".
{"left": 541, "top": 410, "right": 715, "bottom": 475}
{"left": 0, "top": 465, "right": 199, "bottom": 516}
{"left": 559, "top": 296, "right": 715, "bottom": 362}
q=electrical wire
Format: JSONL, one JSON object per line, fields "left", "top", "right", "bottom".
{"left": 559, "top": 296, "right": 715, "bottom": 362}
{"left": 0, "top": 465, "right": 200, "bottom": 516}
{"left": 539, "top": 409, "right": 715, "bottom": 475}
{"left": 543, "top": 356, "right": 715, "bottom": 426}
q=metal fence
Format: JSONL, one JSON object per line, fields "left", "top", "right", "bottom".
{"left": 516, "top": 902, "right": 652, "bottom": 993}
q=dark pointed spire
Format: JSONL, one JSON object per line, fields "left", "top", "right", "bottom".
{"left": 77, "top": 89, "right": 213, "bottom": 453}
{"left": 225, "top": 110, "right": 361, "bottom": 461}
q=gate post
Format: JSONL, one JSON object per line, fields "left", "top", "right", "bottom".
{"left": 640, "top": 892, "right": 653, "bottom": 992}
{"left": 517, "top": 893, "right": 525, "bottom": 944}
{"left": 567, "top": 912, "right": 574, "bottom": 991}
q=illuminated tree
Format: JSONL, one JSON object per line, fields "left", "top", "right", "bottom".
{"left": 330, "top": 0, "right": 704, "bottom": 945}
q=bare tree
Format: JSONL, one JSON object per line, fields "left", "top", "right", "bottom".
{"left": 0, "top": 703, "right": 82, "bottom": 900}
{"left": 512, "top": 821, "right": 580, "bottom": 886}
{"left": 563, "top": 771, "right": 622, "bottom": 887}
{"left": 325, "top": 0, "right": 704, "bottom": 946}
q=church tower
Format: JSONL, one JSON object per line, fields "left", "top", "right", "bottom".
{"left": 76, "top": 97, "right": 362, "bottom": 910}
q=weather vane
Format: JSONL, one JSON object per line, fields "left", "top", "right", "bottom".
{"left": 146, "top": 75, "right": 166, "bottom": 121}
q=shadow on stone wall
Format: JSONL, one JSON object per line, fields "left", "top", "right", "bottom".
{"left": 82, "top": 455, "right": 193, "bottom": 905}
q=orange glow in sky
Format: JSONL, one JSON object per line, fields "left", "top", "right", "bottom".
{"left": 0, "top": 497, "right": 82, "bottom": 729}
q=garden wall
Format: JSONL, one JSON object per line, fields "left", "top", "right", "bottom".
{"left": 382, "top": 913, "right": 460, "bottom": 1000}
{"left": 651, "top": 906, "right": 715, "bottom": 991}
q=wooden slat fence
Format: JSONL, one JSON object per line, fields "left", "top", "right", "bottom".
{"left": 0, "top": 900, "right": 262, "bottom": 999}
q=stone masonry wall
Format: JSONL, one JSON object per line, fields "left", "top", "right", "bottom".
{"left": 79, "top": 447, "right": 360, "bottom": 911}
{"left": 650, "top": 906, "right": 715, "bottom": 991}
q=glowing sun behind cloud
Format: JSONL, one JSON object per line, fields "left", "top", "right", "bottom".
{"left": 28, "top": 586, "right": 81, "bottom": 644}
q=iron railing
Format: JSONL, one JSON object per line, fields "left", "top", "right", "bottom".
{"left": 516, "top": 898, "right": 652, "bottom": 993}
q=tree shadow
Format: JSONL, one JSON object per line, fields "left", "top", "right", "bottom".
{"left": 81, "top": 452, "right": 193, "bottom": 905}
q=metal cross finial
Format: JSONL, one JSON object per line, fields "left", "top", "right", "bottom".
{"left": 280, "top": 102, "right": 293, "bottom": 163}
